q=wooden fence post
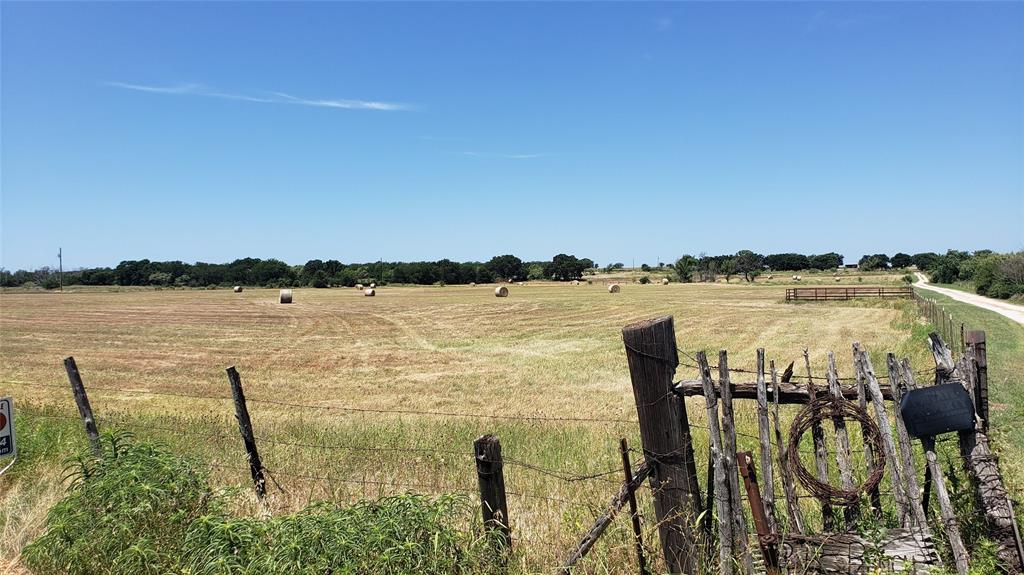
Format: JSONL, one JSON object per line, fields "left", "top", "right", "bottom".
{"left": 965, "top": 331, "right": 988, "bottom": 432}
{"left": 770, "top": 360, "right": 805, "bottom": 534}
{"left": 720, "top": 351, "right": 753, "bottom": 575}
{"left": 620, "top": 438, "right": 648, "bottom": 575}
{"left": 855, "top": 345, "right": 911, "bottom": 527}
{"left": 63, "top": 356, "right": 100, "bottom": 455}
{"left": 755, "top": 349, "right": 778, "bottom": 534}
{"left": 698, "top": 352, "right": 734, "bottom": 575}
{"left": 474, "top": 434, "right": 511, "bottom": 553}
{"left": 825, "top": 352, "right": 857, "bottom": 524}
{"left": 226, "top": 366, "right": 267, "bottom": 501}
{"left": 803, "top": 350, "right": 835, "bottom": 530}
{"left": 622, "top": 316, "right": 700, "bottom": 574}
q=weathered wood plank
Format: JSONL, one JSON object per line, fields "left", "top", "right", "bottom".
{"left": 856, "top": 343, "right": 910, "bottom": 526}
{"left": 887, "top": 354, "right": 928, "bottom": 529}
{"left": 674, "top": 379, "right": 895, "bottom": 403}
{"left": 778, "top": 528, "right": 940, "bottom": 573}
{"left": 698, "top": 351, "right": 734, "bottom": 575}
{"left": 804, "top": 350, "right": 835, "bottom": 531}
{"left": 855, "top": 349, "right": 883, "bottom": 517}
{"left": 756, "top": 349, "right": 778, "bottom": 534}
{"left": 826, "top": 352, "right": 857, "bottom": 524}
{"left": 770, "top": 360, "right": 805, "bottom": 534}
{"left": 720, "top": 351, "right": 753, "bottom": 574}
{"left": 560, "top": 462, "right": 654, "bottom": 574}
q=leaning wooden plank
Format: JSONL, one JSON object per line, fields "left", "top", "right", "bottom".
{"left": 756, "top": 348, "right": 779, "bottom": 533}
{"left": 887, "top": 353, "right": 928, "bottom": 529}
{"left": 771, "top": 360, "right": 805, "bottom": 534}
{"left": 854, "top": 347, "right": 883, "bottom": 516}
{"left": 804, "top": 349, "right": 835, "bottom": 531}
{"left": 720, "top": 351, "right": 753, "bottom": 574}
{"left": 778, "top": 529, "right": 940, "bottom": 573}
{"left": 856, "top": 343, "right": 911, "bottom": 527}
{"left": 559, "top": 461, "right": 653, "bottom": 574}
{"left": 826, "top": 351, "right": 857, "bottom": 524}
{"left": 697, "top": 351, "right": 734, "bottom": 575}
{"left": 673, "top": 379, "right": 895, "bottom": 403}
{"left": 921, "top": 436, "right": 970, "bottom": 575}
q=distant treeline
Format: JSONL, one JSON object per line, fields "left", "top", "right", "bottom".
{"left": 0, "top": 254, "right": 595, "bottom": 289}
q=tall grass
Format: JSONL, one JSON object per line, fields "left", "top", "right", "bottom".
{"left": 22, "top": 432, "right": 500, "bottom": 575}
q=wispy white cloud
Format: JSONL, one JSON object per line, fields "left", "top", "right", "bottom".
{"left": 462, "top": 151, "right": 548, "bottom": 160}
{"left": 106, "top": 82, "right": 412, "bottom": 111}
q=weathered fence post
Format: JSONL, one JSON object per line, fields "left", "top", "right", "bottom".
{"left": 855, "top": 345, "right": 910, "bottom": 527}
{"left": 620, "top": 438, "right": 648, "bottom": 575}
{"left": 64, "top": 356, "right": 100, "bottom": 455}
{"left": 720, "top": 351, "right": 753, "bottom": 575}
{"left": 226, "top": 366, "right": 267, "bottom": 501}
{"left": 965, "top": 331, "right": 988, "bottom": 432}
{"left": 887, "top": 353, "right": 927, "bottom": 529}
{"left": 770, "top": 360, "right": 805, "bottom": 534}
{"left": 803, "top": 350, "right": 835, "bottom": 530}
{"left": 698, "top": 352, "right": 734, "bottom": 575}
{"left": 474, "top": 434, "right": 511, "bottom": 553}
{"left": 755, "top": 349, "right": 778, "bottom": 533}
{"left": 622, "top": 316, "right": 699, "bottom": 574}
{"left": 825, "top": 352, "right": 857, "bottom": 524}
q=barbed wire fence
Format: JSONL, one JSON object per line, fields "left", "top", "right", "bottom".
{"left": 6, "top": 313, "right": 1012, "bottom": 574}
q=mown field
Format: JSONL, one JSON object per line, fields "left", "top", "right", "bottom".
{"left": 2, "top": 277, "right": 998, "bottom": 574}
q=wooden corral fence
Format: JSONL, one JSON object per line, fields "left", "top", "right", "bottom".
{"left": 32, "top": 314, "right": 1022, "bottom": 575}
{"left": 914, "top": 290, "right": 970, "bottom": 354}
{"left": 785, "top": 286, "right": 913, "bottom": 301}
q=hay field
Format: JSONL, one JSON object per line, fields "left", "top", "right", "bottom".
{"left": 0, "top": 282, "right": 932, "bottom": 572}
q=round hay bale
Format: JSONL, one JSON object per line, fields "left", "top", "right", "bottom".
{"left": 662, "top": 278, "right": 670, "bottom": 285}
{"left": 608, "top": 284, "right": 620, "bottom": 293}
{"left": 766, "top": 274, "right": 773, "bottom": 280}
{"left": 796, "top": 275, "right": 802, "bottom": 281}
{"left": 495, "top": 286, "right": 509, "bottom": 297}
{"left": 364, "top": 288, "right": 376, "bottom": 297}
{"left": 233, "top": 286, "right": 243, "bottom": 293}
{"left": 356, "top": 283, "right": 364, "bottom": 290}
{"left": 571, "top": 280, "right": 580, "bottom": 286}
{"left": 470, "top": 282, "right": 477, "bottom": 287}
{"left": 516, "top": 282, "right": 524, "bottom": 286}
{"left": 369, "top": 283, "right": 376, "bottom": 289}
{"left": 835, "top": 277, "right": 841, "bottom": 282}
{"left": 792, "top": 275, "right": 799, "bottom": 281}
{"left": 279, "top": 289, "right": 293, "bottom": 304}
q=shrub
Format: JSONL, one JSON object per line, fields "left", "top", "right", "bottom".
{"left": 639, "top": 275, "right": 650, "bottom": 284}
{"left": 23, "top": 432, "right": 213, "bottom": 575}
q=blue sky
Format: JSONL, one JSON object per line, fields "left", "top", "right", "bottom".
{"left": 2, "top": 1, "right": 1022, "bottom": 270}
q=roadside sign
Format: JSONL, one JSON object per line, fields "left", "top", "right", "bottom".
{"left": 0, "top": 397, "right": 14, "bottom": 457}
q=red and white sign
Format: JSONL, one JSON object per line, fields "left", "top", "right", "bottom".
{"left": 0, "top": 397, "right": 14, "bottom": 458}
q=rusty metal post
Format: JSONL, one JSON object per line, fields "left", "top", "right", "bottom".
{"left": 737, "top": 451, "right": 780, "bottom": 575}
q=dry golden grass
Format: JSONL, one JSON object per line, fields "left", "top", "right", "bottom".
{"left": 0, "top": 281, "right": 934, "bottom": 572}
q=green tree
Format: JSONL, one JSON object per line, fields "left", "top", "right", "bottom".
{"left": 673, "top": 255, "right": 697, "bottom": 283}
{"left": 891, "top": 253, "right": 913, "bottom": 269}
{"left": 486, "top": 255, "right": 526, "bottom": 282}
{"left": 734, "top": 250, "right": 763, "bottom": 282}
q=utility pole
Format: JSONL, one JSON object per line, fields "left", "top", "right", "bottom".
{"left": 58, "top": 248, "right": 63, "bottom": 292}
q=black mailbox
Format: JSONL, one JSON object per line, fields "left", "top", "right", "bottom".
{"left": 899, "top": 384, "right": 976, "bottom": 439}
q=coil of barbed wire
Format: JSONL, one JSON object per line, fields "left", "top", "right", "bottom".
{"left": 787, "top": 396, "right": 885, "bottom": 506}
